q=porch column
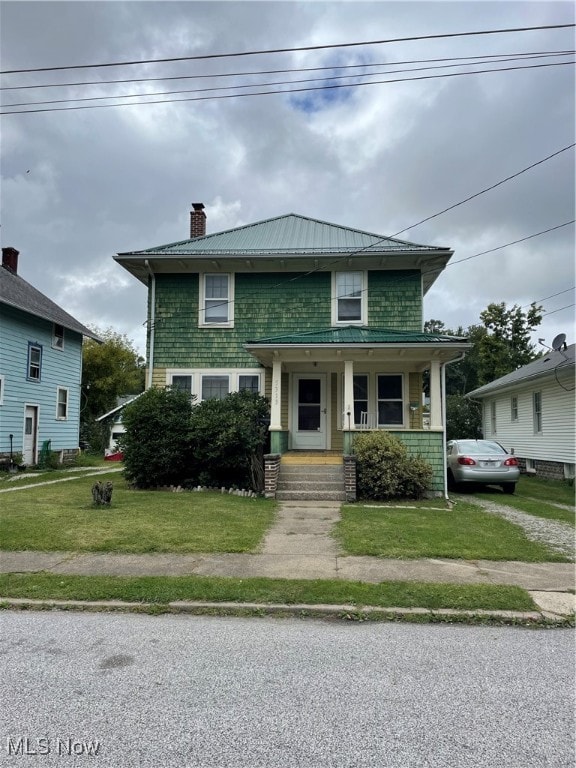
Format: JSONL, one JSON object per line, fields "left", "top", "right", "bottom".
{"left": 429, "top": 359, "right": 442, "bottom": 429}
{"left": 270, "top": 357, "right": 283, "bottom": 430}
{"left": 343, "top": 360, "right": 355, "bottom": 432}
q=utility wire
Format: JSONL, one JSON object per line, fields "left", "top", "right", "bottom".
{"left": 2, "top": 59, "right": 573, "bottom": 115}
{"left": 2, "top": 49, "right": 572, "bottom": 91}
{"left": 2, "top": 23, "right": 573, "bottom": 74}
{"left": 5, "top": 54, "right": 574, "bottom": 109}
{"left": 522, "top": 288, "right": 575, "bottom": 308}
{"left": 543, "top": 303, "right": 575, "bottom": 317}
{"left": 389, "top": 144, "right": 575, "bottom": 238}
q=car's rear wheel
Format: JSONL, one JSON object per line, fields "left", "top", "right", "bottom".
{"left": 502, "top": 483, "right": 516, "bottom": 494}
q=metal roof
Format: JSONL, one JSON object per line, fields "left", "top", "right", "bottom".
{"left": 0, "top": 266, "right": 100, "bottom": 340}
{"left": 467, "top": 344, "right": 575, "bottom": 398}
{"left": 246, "top": 326, "right": 468, "bottom": 345}
{"left": 119, "top": 213, "right": 450, "bottom": 257}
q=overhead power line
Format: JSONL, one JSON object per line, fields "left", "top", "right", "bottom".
{"left": 2, "top": 23, "right": 573, "bottom": 74}
{"left": 543, "top": 303, "right": 575, "bottom": 317}
{"left": 2, "top": 59, "right": 573, "bottom": 116}
{"left": 2, "top": 49, "right": 572, "bottom": 91}
{"left": 4, "top": 54, "right": 574, "bottom": 109}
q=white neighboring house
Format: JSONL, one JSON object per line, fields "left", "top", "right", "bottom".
{"left": 95, "top": 395, "right": 141, "bottom": 454}
{"left": 466, "top": 343, "right": 575, "bottom": 481}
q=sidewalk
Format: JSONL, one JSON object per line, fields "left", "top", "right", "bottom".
{"left": 1, "top": 500, "right": 574, "bottom": 619}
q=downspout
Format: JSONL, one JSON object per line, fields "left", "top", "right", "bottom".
{"left": 145, "top": 260, "right": 155, "bottom": 390}
{"left": 441, "top": 352, "right": 467, "bottom": 500}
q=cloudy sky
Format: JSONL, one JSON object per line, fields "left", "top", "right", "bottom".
{"left": 1, "top": 1, "right": 574, "bottom": 357}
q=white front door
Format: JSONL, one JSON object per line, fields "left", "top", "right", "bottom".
{"left": 23, "top": 406, "right": 38, "bottom": 465}
{"left": 291, "top": 375, "right": 327, "bottom": 449}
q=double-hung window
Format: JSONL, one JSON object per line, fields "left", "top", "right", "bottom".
{"left": 377, "top": 375, "right": 403, "bottom": 426}
{"left": 239, "top": 375, "right": 260, "bottom": 394}
{"left": 533, "top": 391, "right": 542, "bottom": 433}
{"left": 200, "top": 274, "right": 233, "bottom": 326}
{"left": 56, "top": 387, "right": 68, "bottom": 419}
{"left": 27, "top": 343, "right": 42, "bottom": 381}
{"left": 52, "top": 324, "right": 64, "bottom": 350}
{"left": 511, "top": 396, "right": 518, "bottom": 422}
{"left": 333, "top": 272, "right": 365, "bottom": 324}
{"left": 490, "top": 402, "right": 497, "bottom": 434}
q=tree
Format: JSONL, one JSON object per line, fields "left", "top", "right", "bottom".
{"left": 81, "top": 328, "right": 145, "bottom": 452}
{"left": 445, "top": 395, "right": 482, "bottom": 441}
{"left": 475, "top": 302, "right": 543, "bottom": 385}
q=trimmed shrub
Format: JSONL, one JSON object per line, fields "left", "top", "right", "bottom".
{"left": 354, "top": 431, "right": 433, "bottom": 500}
{"left": 119, "top": 387, "right": 194, "bottom": 488}
{"left": 188, "top": 391, "right": 270, "bottom": 491}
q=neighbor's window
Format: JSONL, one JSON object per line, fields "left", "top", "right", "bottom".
{"left": 201, "top": 375, "right": 229, "bottom": 400}
{"left": 490, "top": 402, "right": 497, "bottom": 434}
{"left": 377, "top": 374, "right": 403, "bottom": 426}
{"left": 0, "top": 374, "right": 4, "bottom": 405}
{"left": 170, "top": 375, "right": 193, "bottom": 394}
{"left": 511, "top": 396, "right": 518, "bottom": 422}
{"left": 56, "top": 387, "right": 68, "bottom": 419}
{"left": 27, "top": 343, "right": 42, "bottom": 381}
{"left": 333, "top": 271, "right": 365, "bottom": 324}
{"left": 239, "top": 375, "right": 260, "bottom": 394}
{"left": 52, "top": 324, "right": 65, "bottom": 350}
{"left": 533, "top": 391, "right": 542, "bottom": 433}
{"left": 200, "top": 274, "right": 232, "bottom": 325}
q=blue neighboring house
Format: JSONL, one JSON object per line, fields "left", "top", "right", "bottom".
{"left": 0, "top": 247, "right": 100, "bottom": 466}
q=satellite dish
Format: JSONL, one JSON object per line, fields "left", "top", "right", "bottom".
{"left": 551, "top": 333, "right": 566, "bottom": 351}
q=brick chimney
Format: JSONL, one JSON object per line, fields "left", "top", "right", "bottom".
{"left": 190, "top": 203, "right": 206, "bottom": 238}
{"left": 2, "top": 247, "right": 19, "bottom": 274}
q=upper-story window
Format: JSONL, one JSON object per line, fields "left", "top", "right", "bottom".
{"left": 52, "top": 324, "right": 65, "bottom": 350}
{"left": 27, "top": 343, "right": 42, "bottom": 381}
{"left": 199, "top": 274, "right": 234, "bottom": 327}
{"left": 332, "top": 271, "right": 366, "bottom": 324}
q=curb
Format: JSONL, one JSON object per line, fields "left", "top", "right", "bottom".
{"left": 1, "top": 598, "right": 573, "bottom": 627}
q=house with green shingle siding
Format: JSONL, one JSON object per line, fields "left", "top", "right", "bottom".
{"left": 115, "top": 206, "right": 469, "bottom": 496}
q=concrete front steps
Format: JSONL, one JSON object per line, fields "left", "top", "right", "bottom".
{"left": 276, "top": 457, "right": 346, "bottom": 501}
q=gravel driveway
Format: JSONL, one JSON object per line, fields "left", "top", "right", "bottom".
{"left": 463, "top": 496, "right": 575, "bottom": 559}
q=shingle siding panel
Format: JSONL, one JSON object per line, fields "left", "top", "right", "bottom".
{"left": 152, "top": 270, "right": 423, "bottom": 368}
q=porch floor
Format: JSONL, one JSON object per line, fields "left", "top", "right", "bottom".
{"left": 281, "top": 451, "right": 343, "bottom": 466}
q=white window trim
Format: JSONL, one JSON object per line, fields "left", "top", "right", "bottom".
{"left": 52, "top": 323, "right": 65, "bottom": 350}
{"left": 0, "top": 374, "right": 4, "bottom": 405}
{"left": 56, "top": 386, "right": 69, "bottom": 420}
{"left": 165, "top": 369, "right": 263, "bottom": 402}
{"left": 338, "top": 372, "right": 406, "bottom": 429}
{"left": 331, "top": 271, "right": 367, "bottom": 326}
{"left": 198, "top": 273, "right": 235, "bottom": 328}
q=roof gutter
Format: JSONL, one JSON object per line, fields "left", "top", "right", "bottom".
{"left": 144, "top": 260, "right": 155, "bottom": 390}
{"left": 441, "top": 351, "right": 467, "bottom": 500}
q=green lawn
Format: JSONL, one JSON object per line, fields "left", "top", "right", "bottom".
{"left": 335, "top": 499, "right": 571, "bottom": 562}
{"left": 0, "top": 573, "right": 537, "bottom": 612}
{"left": 515, "top": 475, "right": 575, "bottom": 506}
{"left": 0, "top": 473, "right": 276, "bottom": 553}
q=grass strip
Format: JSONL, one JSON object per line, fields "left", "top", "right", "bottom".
{"left": 336, "top": 501, "right": 570, "bottom": 562}
{"left": 474, "top": 492, "right": 575, "bottom": 526}
{"left": 515, "top": 476, "right": 575, "bottom": 507}
{"left": 0, "top": 573, "right": 537, "bottom": 612}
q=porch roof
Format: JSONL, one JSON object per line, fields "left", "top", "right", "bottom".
{"left": 244, "top": 326, "right": 470, "bottom": 367}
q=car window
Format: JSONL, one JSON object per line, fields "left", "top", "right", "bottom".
{"left": 457, "top": 440, "right": 506, "bottom": 455}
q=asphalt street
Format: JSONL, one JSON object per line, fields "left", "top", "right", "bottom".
{"left": 0, "top": 611, "right": 574, "bottom": 767}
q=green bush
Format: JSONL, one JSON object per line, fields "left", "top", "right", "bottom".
{"left": 119, "top": 387, "right": 194, "bottom": 488}
{"left": 188, "top": 391, "right": 270, "bottom": 491}
{"left": 353, "top": 431, "right": 433, "bottom": 500}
